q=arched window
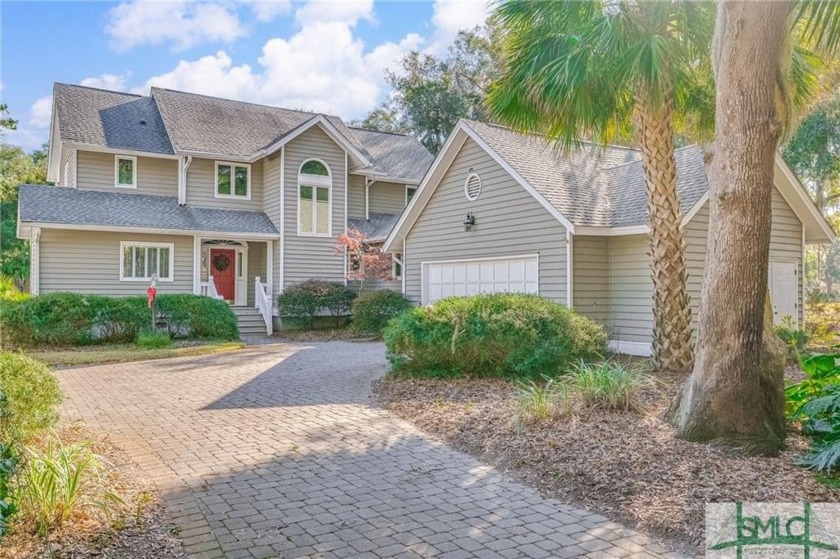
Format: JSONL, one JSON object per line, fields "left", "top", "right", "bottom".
{"left": 298, "top": 159, "right": 332, "bottom": 236}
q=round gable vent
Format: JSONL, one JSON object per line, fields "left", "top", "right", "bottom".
{"left": 464, "top": 172, "right": 482, "bottom": 201}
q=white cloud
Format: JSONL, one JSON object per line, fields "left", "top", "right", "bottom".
{"left": 428, "top": 0, "right": 490, "bottom": 54}
{"left": 106, "top": 1, "right": 248, "bottom": 51}
{"left": 241, "top": 0, "right": 292, "bottom": 22}
{"left": 80, "top": 73, "right": 130, "bottom": 92}
{"left": 29, "top": 96, "right": 53, "bottom": 129}
{"left": 138, "top": 1, "right": 423, "bottom": 119}
{"left": 294, "top": 0, "right": 374, "bottom": 26}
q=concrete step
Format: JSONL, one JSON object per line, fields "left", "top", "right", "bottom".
{"left": 231, "top": 306, "right": 269, "bottom": 335}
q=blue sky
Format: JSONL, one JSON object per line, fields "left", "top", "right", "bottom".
{"left": 1, "top": 0, "right": 489, "bottom": 151}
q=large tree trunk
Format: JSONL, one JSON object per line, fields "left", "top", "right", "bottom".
{"left": 670, "top": 1, "right": 792, "bottom": 455}
{"left": 635, "top": 89, "right": 694, "bottom": 374}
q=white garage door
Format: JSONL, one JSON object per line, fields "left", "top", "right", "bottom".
{"left": 423, "top": 255, "right": 539, "bottom": 304}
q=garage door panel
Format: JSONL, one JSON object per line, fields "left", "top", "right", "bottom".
{"left": 424, "top": 255, "right": 540, "bottom": 304}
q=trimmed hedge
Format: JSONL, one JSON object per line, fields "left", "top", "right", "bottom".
{"left": 351, "top": 290, "right": 411, "bottom": 334}
{"left": 278, "top": 280, "right": 357, "bottom": 328}
{"left": 0, "top": 352, "right": 61, "bottom": 444}
{"left": 383, "top": 293, "right": 607, "bottom": 379}
{"left": 1, "top": 293, "right": 238, "bottom": 348}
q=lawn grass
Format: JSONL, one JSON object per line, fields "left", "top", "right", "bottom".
{"left": 28, "top": 341, "right": 245, "bottom": 367}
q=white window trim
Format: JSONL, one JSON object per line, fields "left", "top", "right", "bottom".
{"left": 392, "top": 252, "right": 403, "bottom": 279}
{"left": 297, "top": 158, "right": 332, "bottom": 237}
{"left": 214, "top": 161, "right": 252, "bottom": 200}
{"left": 405, "top": 186, "right": 417, "bottom": 206}
{"left": 115, "top": 155, "right": 137, "bottom": 189}
{"left": 119, "top": 241, "right": 175, "bottom": 282}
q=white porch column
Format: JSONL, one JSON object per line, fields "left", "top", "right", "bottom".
{"left": 193, "top": 235, "right": 201, "bottom": 295}
{"left": 30, "top": 227, "right": 41, "bottom": 296}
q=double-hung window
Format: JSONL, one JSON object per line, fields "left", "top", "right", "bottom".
{"left": 120, "top": 242, "right": 174, "bottom": 282}
{"left": 115, "top": 155, "right": 136, "bottom": 188}
{"left": 298, "top": 159, "right": 331, "bottom": 236}
{"left": 216, "top": 162, "right": 250, "bottom": 198}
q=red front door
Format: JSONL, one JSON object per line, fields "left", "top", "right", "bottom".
{"left": 210, "top": 248, "right": 236, "bottom": 301}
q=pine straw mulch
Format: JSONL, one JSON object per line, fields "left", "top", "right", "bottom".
{"left": 1, "top": 425, "right": 184, "bottom": 559}
{"left": 374, "top": 370, "right": 840, "bottom": 555}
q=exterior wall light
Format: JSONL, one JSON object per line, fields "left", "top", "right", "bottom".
{"left": 464, "top": 212, "right": 476, "bottom": 232}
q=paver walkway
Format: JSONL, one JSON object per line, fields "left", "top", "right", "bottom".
{"left": 57, "top": 341, "right": 684, "bottom": 559}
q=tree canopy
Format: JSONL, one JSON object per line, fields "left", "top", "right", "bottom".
{"left": 356, "top": 24, "right": 502, "bottom": 154}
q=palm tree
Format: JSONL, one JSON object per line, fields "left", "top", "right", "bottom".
{"left": 488, "top": 1, "right": 715, "bottom": 373}
{"left": 670, "top": 0, "right": 840, "bottom": 455}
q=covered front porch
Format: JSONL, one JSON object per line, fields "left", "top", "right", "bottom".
{"left": 192, "top": 236, "right": 275, "bottom": 334}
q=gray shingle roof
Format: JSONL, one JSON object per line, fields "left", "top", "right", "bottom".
{"left": 350, "top": 128, "right": 434, "bottom": 182}
{"left": 54, "top": 84, "right": 174, "bottom": 155}
{"left": 462, "top": 120, "right": 709, "bottom": 228}
{"left": 348, "top": 212, "right": 400, "bottom": 241}
{"left": 53, "top": 84, "right": 431, "bottom": 182}
{"left": 18, "top": 185, "right": 279, "bottom": 237}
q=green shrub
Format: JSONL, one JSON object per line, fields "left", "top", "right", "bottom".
{"left": 0, "top": 277, "right": 27, "bottom": 302}
{"left": 383, "top": 293, "right": 607, "bottom": 379}
{"left": 787, "top": 352, "right": 840, "bottom": 473}
{"left": 278, "top": 280, "right": 356, "bottom": 328}
{"left": 136, "top": 331, "right": 172, "bottom": 349}
{"left": 0, "top": 293, "right": 238, "bottom": 348}
{"left": 16, "top": 437, "right": 122, "bottom": 536}
{"left": 776, "top": 317, "right": 810, "bottom": 354}
{"left": 565, "top": 361, "right": 653, "bottom": 411}
{"left": 352, "top": 290, "right": 411, "bottom": 334}
{"left": 0, "top": 394, "right": 18, "bottom": 538}
{"left": 155, "top": 295, "right": 238, "bottom": 340}
{"left": 0, "top": 353, "right": 61, "bottom": 444}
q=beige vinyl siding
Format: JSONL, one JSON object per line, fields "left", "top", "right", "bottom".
{"left": 572, "top": 236, "right": 610, "bottom": 326}
{"left": 247, "top": 241, "right": 267, "bottom": 306}
{"left": 607, "top": 185, "right": 804, "bottom": 346}
{"left": 607, "top": 235, "right": 651, "bottom": 343}
{"left": 369, "top": 182, "right": 407, "bottom": 214}
{"left": 348, "top": 175, "right": 366, "bottom": 219}
{"left": 76, "top": 151, "right": 177, "bottom": 196}
{"left": 283, "top": 126, "right": 346, "bottom": 287}
{"left": 39, "top": 229, "right": 193, "bottom": 295}
{"left": 60, "top": 148, "right": 76, "bottom": 187}
{"left": 404, "top": 138, "right": 567, "bottom": 304}
{"left": 262, "top": 153, "right": 282, "bottom": 300}
{"left": 185, "top": 158, "right": 264, "bottom": 211}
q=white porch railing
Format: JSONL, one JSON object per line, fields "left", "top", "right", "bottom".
{"left": 254, "top": 276, "right": 273, "bottom": 335}
{"left": 201, "top": 276, "right": 223, "bottom": 299}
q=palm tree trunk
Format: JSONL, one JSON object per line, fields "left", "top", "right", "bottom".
{"left": 670, "top": 0, "right": 792, "bottom": 455}
{"left": 634, "top": 89, "right": 694, "bottom": 373}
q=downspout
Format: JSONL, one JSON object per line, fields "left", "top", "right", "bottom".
{"left": 365, "top": 176, "right": 376, "bottom": 220}
{"left": 344, "top": 152, "right": 349, "bottom": 286}
{"left": 179, "top": 156, "right": 193, "bottom": 206}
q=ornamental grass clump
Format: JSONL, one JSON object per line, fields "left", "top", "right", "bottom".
{"left": 565, "top": 360, "right": 653, "bottom": 412}
{"left": 383, "top": 293, "right": 606, "bottom": 379}
{"left": 16, "top": 436, "right": 122, "bottom": 537}
{"left": 516, "top": 376, "right": 571, "bottom": 423}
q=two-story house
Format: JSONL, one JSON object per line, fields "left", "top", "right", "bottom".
{"left": 16, "top": 83, "right": 433, "bottom": 334}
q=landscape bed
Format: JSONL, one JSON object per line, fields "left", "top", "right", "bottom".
{"left": 374, "top": 367, "right": 840, "bottom": 554}
{"left": 0, "top": 426, "right": 183, "bottom": 559}
{"left": 28, "top": 341, "right": 245, "bottom": 367}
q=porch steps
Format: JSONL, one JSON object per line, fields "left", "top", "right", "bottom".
{"left": 232, "top": 306, "right": 269, "bottom": 336}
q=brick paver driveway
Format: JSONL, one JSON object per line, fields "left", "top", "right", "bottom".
{"left": 57, "top": 341, "right": 682, "bottom": 559}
